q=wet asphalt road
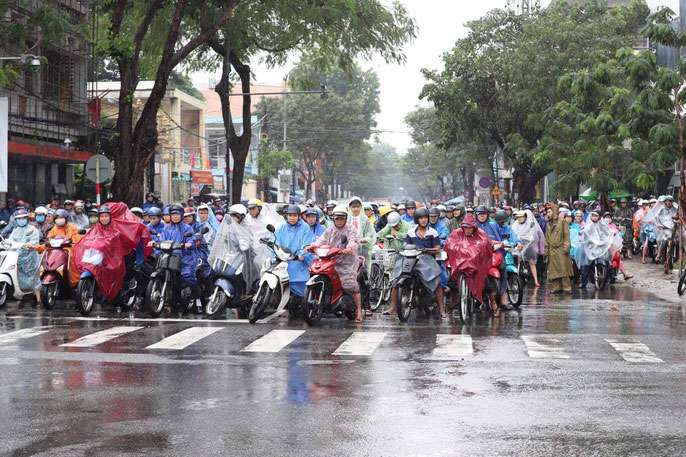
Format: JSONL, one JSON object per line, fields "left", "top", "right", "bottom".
{"left": 1, "top": 283, "right": 685, "bottom": 456}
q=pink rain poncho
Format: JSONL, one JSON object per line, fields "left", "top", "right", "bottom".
{"left": 312, "top": 223, "right": 360, "bottom": 294}
{"left": 444, "top": 214, "right": 493, "bottom": 303}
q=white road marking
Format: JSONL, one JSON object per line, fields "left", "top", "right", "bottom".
{"left": 69, "top": 316, "right": 250, "bottom": 324}
{"left": 333, "top": 332, "right": 386, "bottom": 356}
{"left": 605, "top": 338, "right": 664, "bottom": 363}
{"left": 0, "top": 327, "right": 51, "bottom": 344}
{"left": 432, "top": 334, "right": 474, "bottom": 358}
{"left": 522, "top": 336, "right": 569, "bottom": 359}
{"left": 60, "top": 326, "right": 142, "bottom": 348}
{"left": 257, "top": 309, "right": 286, "bottom": 324}
{"left": 241, "top": 330, "right": 305, "bottom": 353}
{"left": 146, "top": 327, "right": 223, "bottom": 350}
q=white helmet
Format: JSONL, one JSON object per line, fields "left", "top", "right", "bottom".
{"left": 387, "top": 212, "right": 401, "bottom": 227}
{"left": 228, "top": 204, "right": 247, "bottom": 221}
{"left": 130, "top": 206, "right": 143, "bottom": 216}
{"left": 35, "top": 206, "right": 48, "bottom": 215}
{"left": 436, "top": 204, "right": 446, "bottom": 212}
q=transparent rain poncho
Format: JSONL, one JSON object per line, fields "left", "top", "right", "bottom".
{"left": 510, "top": 209, "right": 544, "bottom": 262}
{"left": 572, "top": 219, "right": 623, "bottom": 267}
{"left": 643, "top": 201, "right": 678, "bottom": 245}
{"left": 244, "top": 203, "right": 284, "bottom": 242}
{"left": 208, "top": 216, "right": 271, "bottom": 291}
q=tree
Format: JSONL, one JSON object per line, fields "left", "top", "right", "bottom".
{"left": 254, "top": 137, "right": 293, "bottom": 203}
{"left": 537, "top": 48, "right": 678, "bottom": 209}
{"left": 0, "top": 2, "right": 71, "bottom": 85}
{"left": 97, "top": 0, "right": 238, "bottom": 205}
{"left": 186, "top": 0, "right": 416, "bottom": 203}
{"left": 420, "top": 0, "right": 649, "bottom": 203}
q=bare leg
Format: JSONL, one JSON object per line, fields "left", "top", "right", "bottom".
{"left": 34, "top": 291, "right": 40, "bottom": 301}
{"left": 529, "top": 259, "right": 539, "bottom": 286}
{"left": 353, "top": 292, "right": 363, "bottom": 322}
{"left": 490, "top": 293, "right": 499, "bottom": 317}
{"left": 642, "top": 240, "right": 648, "bottom": 262}
{"left": 386, "top": 287, "right": 398, "bottom": 315}
{"left": 434, "top": 286, "right": 445, "bottom": 316}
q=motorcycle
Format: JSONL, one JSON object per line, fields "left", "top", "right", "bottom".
{"left": 302, "top": 235, "right": 370, "bottom": 325}
{"left": 393, "top": 239, "right": 443, "bottom": 322}
{"left": 0, "top": 236, "right": 38, "bottom": 307}
{"left": 248, "top": 224, "right": 295, "bottom": 324}
{"left": 146, "top": 231, "right": 195, "bottom": 317}
{"left": 39, "top": 235, "right": 75, "bottom": 310}
{"left": 501, "top": 239, "right": 523, "bottom": 308}
{"left": 76, "top": 251, "right": 140, "bottom": 316}
{"left": 205, "top": 238, "right": 254, "bottom": 319}
{"left": 588, "top": 253, "right": 616, "bottom": 291}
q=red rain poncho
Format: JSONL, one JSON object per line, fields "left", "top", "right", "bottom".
{"left": 73, "top": 202, "right": 152, "bottom": 301}
{"left": 444, "top": 213, "right": 493, "bottom": 303}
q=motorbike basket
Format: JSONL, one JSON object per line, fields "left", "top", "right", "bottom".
{"left": 157, "top": 253, "right": 182, "bottom": 272}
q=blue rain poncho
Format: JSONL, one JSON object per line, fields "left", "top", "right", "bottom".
{"left": 274, "top": 219, "right": 313, "bottom": 297}
{"left": 158, "top": 221, "right": 198, "bottom": 286}
{"left": 9, "top": 224, "right": 41, "bottom": 291}
{"left": 568, "top": 221, "right": 583, "bottom": 259}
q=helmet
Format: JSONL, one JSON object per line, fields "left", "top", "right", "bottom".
{"left": 398, "top": 204, "right": 406, "bottom": 210}
{"left": 349, "top": 196, "right": 362, "bottom": 207}
{"left": 488, "top": 207, "right": 496, "bottom": 213}
{"left": 197, "top": 203, "right": 210, "bottom": 211}
{"left": 414, "top": 206, "right": 430, "bottom": 224}
{"left": 306, "top": 199, "right": 315, "bottom": 207}
{"left": 247, "top": 198, "right": 262, "bottom": 209}
{"left": 286, "top": 205, "right": 301, "bottom": 215}
{"left": 305, "top": 208, "right": 318, "bottom": 217}
{"left": 97, "top": 206, "right": 112, "bottom": 214}
{"left": 640, "top": 199, "right": 649, "bottom": 206}
{"left": 54, "top": 209, "right": 69, "bottom": 219}
{"left": 130, "top": 207, "right": 143, "bottom": 217}
{"left": 162, "top": 206, "right": 170, "bottom": 215}
{"left": 428, "top": 207, "right": 440, "bottom": 217}
{"left": 514, "top": 210, "right": 526, "bottom": 218}
{"left": 446, "top": 205, "right": 455, "bottom": 212}
{"left": 325, "top": 200, "right": 337, "bottom": 209}
{"left": 387, "top": 212, "right": 401, "bottom": 227}
{"left": 74, "top": 200, "right": 85, "bottom": 208}
{"left": 299, "top": 205, "right": 308, "bottom": 214}
{"left": 649, "top": 198, "right": 657, "bottom": 204}
{"left": 168, "top": 203, "right": 184, "bottom": 214}
{"left": 437, "top": 204, "right": 446, "bottom": 212}
{"left": 494, "top": 210, "right": 509, "bottom": 223}
{"left": 183, "top": 207, "right": 196, "bottom": 217}
{"left": 332, "top": 205, "right": 348, "bottom": 218}
{"left": 475, "top": 205, "right": 489, "bottom": 214}
{"left": 610, "top": 198, "right": 617, "bottom": 203}
{"left": 465, "top": 207, "right": 474, "bottom": 213}
{"left": 378, "top": 206, "right": 393, "bottom": 218}
{"left": 228, "top": 204, "right": 247, "bottom": 221}
{"left": 620, "top": 198, "right": 628, "bottom": 203}
{"left": 13, "top": 209, "right": 28, "bottom": 218}
{"left": 665, "top": 195, "right": 675, "bottom": 202}
{"left": 148, "top": 207, "right": 162, "bottom": 217}
{"left": 63, "top": 199, "right": 73, "bottom": 205}
{"left": 363, "top": 203, "right": 372, "bottom": 210}
{"left": 88, "top": 208, "right": 98, "bottom": 215}
{"left": 603, "top": 211, "right": 612, "bottom": 217}
{"left": 34, "top": 206, "right": 48, "bottom": 215}
{"left": 405, "top": 201, "right": 416, "bottom": 209}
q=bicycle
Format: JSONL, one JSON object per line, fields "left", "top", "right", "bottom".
{"left": 369, "top": 240, "right": 396, "bottom": 312}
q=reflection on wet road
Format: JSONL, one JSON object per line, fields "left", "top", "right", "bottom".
{"left": 1, "top": 284, "right": 686, "bottom": 456}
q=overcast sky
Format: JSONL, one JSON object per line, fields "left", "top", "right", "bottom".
{"left": 192, "top": 0, "right": 679, "bottom": 154}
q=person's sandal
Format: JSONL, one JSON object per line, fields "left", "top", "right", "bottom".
{"left": 624, "top": 274, "right": 633, "bottom": 280}
{"left": 365, "top": 309, "right": 373, "bottom": 317}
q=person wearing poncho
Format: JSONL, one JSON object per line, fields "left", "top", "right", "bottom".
{"left": 347, "top": 196, "right": 376, "bottom": 277}
{"left": 274, "top": 205, "right": 314, "bottom": 298}
{"left": 9, "top": 209, "right": 41, "bottom": 300}
{"left": 544, "top": 203, "right": 574, "bottom": 294}
{"left": 571, "top": 209, "right": 621, "bottom": 288}
{"left": 445, "top": 213, "right": 496, "bottom": 314}
{"left": 511, "top": 209, "right": 545, "bottom": 288}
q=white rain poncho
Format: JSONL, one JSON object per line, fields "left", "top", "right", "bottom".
{"left": 244, "top": 203, "right": 284, "bottom": 242}
{"left": 572, "top": 219, "right": 623, "bottom": 267}
{"left": 208, "top": 216, "right": 271, "bottom": 292}
{"left": 643, "top": 200, "right": 678, "bottom": 245}
{"left": 510, "top": 210, "right": 544, "bottom": 262}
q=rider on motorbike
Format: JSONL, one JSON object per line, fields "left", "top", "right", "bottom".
{"left": 348, "top": 196, "right": 377, "bottom": 278}
{"left": 573, "top": 210, "right": 623, "bottom": 288}
{"left": 376, "top": 212, "right": 410, "bottom": 250}
{"left": 9, "top": 209, "right": 42, "bottom": 301}
{"left": 32, "top": 209, "right": 82, "bottom": 288}
{"left": 304, "top": 205, "right": 365, "bottom": 323}
{"left": 147, "top": 207, "right": 165, "bottom": 241}
{"left": 304, "top": 208, "right": 326, "bottom": 242}
{"left": 644, "top": 195, "right": 678, "bottom": 263}
{"left": 274, "top": 205, "right": 314, "bottom": 300}
{"left": 511, "top": 209, "right": 545, "bottom": 288}
{"left": 385, "top": 207, "right": 446, "bottom": 318}
{"left": 374, "top": 205, "right": 393, "bottom": 232}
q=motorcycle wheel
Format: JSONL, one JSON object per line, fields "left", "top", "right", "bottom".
{"left": 40, "top": 283, "right": 57, "bottom": 310}
{"left": 679, "top": 270, "right": 686, "bottom": 296}
{"left": 632, "top": 239, "right": 640, "bottom": 256}
{"left": 0, "top": 283, "right": 9, "bottom": 309}
{"left": 302, "top": 281, "right": 326, "bottom": 326}
{"left": 381, "top": 274, "right": 391, "bottom": 302}
{"left": 369, "top": 263, "right": 384, "bottom": 311}
{"left": 76, "top": 278, "right": 96, "bottom": 316}
{"left": 249, "top": 283, "right": 272, "bottom": 324}
{"left": 458, "top": 273, "right": 472, "bottom": 324}
{"left": 205, "top": 286, "right": 228, "bottom": 318}
{"left": 593, "top": 264, "right": 607, "bottom": 291}
{"left": 507, "top": 273, "right": 523, "bottom": 308}
{"left": 147, "top": 279, "right": 166, "bottom": 317}
{"left": 396, "top": 283, "right": 412, "bottom": 322}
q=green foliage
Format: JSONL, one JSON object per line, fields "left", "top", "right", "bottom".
{"left": 255, "top": 140, "right": 293, "bottom": 181}
{"left": 420, "top": 0, "right": 650, "bottom": 201}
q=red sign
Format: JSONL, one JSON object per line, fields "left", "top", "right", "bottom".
{"left": 8, "top": 141, "right": 94, "bottom": 163}
{"left": 191, "top": 170, "right": 213, "bottom": 185}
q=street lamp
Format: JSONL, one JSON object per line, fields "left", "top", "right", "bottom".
{"left": 0, "top": 54, "right": 42, "bottom": 73}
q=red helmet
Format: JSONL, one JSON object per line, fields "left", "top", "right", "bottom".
{"left": 183, "top": 207, "right": 196, "bottom": 216}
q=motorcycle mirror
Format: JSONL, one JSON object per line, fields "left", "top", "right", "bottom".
{"left": 341, "top": 235, "right": 348, "bottom": 246}
{"left": 201, "top": 227, "right": 210, "bottom": 235}
{"left": 0, "top": 221, "right": 6, "bottom": 228}
{"left": 78, "top": 229, "right": 86, "bottom": 235}
{"left": 183, "top": 232, "right": 193, "bottom": 238}
{"left": 267, "top": 224, "right": 275, "bottom": 233}
{"left": 149, "top": 229, "right": 158, "bottom": 235}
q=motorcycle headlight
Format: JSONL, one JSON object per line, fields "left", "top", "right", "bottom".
{"left": 276, "top": 247, "right": 291, "bottom": 261}
{"left": 159, "top": 241, "right": 173, "bottom": 250}
{"left": 316, "top": 248, "right": 330, "bottom": 257}
{"left": 49, "top": 239, "right": 62, "bottom": 248}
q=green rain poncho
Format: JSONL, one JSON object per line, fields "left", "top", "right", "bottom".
{"left": 377, "top": 219, "right": 411, "bottom": 250}
{"left": 348, "top": 198, "right": 377, "bottom": 275}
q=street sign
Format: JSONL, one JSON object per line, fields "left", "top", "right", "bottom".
{"left": 463, "top": 190, "right": 471, "bottom": 198}
{"left": 85, "top": 154, "right": 112, "bottom": 183}
{"left": 491, "top": 185, "right": 501, "bottom": 196}
{"left": 479, "top": 177, "right": 491, "bottom": 189}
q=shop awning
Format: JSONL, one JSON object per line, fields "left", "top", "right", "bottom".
{"left": 580, "top": 189, "right": 632, "bottom": 201}
{"left": 8, "top": 141, "right": 94, "bottom": 163}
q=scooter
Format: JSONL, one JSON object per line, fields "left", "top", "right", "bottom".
{"left": 589, "top": 253, "right": 616, "bottom": 291}
{"left": 302, "top": 235, "right": 369, "bottom": 325}
{"left": 484, "top": 242, "right": 505, "bottom": 314}
{"left": 394, "top": 238, "right": 443, "bottom": 322}
{"left": 248, "top": 224, "right": 295, "bottom": 324}
{"left": 39, "top": 235, "right": 73, "bottom": 310}
{"left": 0, "top": 236, "right": 38, "bottom": 308}
{"left": 146, "top": 231, "right": 195, "bottom": 317}
{"left": 501, "top": 239, "right": 523, "bottom": 308}
{"left": 75, "top": 251, "right": 139, "bottom": 316}
{"left": 205, "top": 238, "right": 253, "bottom": 319}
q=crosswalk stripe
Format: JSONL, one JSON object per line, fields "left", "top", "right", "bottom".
{"left": 241, "top": 330, "right": 306, "bottom": 353}
{"left": 522, "top": 336, "right": 569, "bottom": 359}
{"left": 432, "top": 334, "right": 473, "bottom": 358}
{"left": 0, "top": 327, "right": 51, "bottom": 344}
{"left": 146, "top": 327, "right": 224, "bottom": 350}
{"left": 333, "top": 332, "right": 386, "bottom": 356}
{"left": 60, "top": 326, "right": 142, "bottom": 348}
{"left": 605, "top": 338, "right": 664, "bottom": 363}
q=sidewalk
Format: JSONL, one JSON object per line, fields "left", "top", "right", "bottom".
{"left": 617, "top": 257, "right": 684, "bottom": 304}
